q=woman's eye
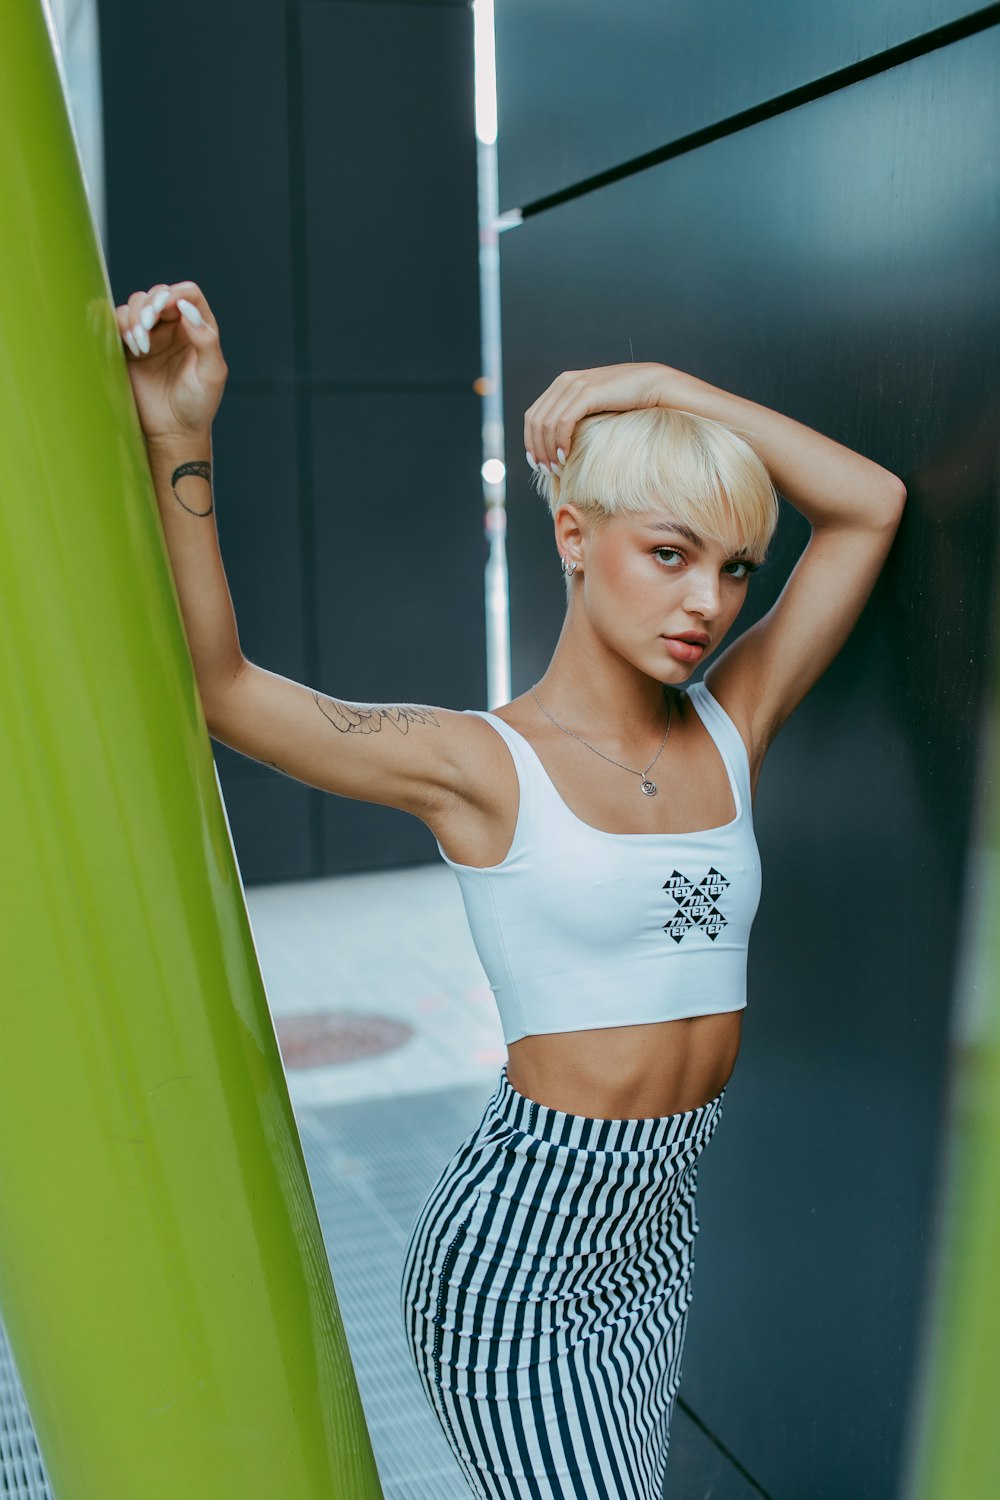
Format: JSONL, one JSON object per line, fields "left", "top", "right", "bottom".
{"left": 653, "top": 547, "right": 759, "bottom": 580}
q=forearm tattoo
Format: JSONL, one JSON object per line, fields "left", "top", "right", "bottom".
{"left": 170, "top": 460, "right": 214, "bottom": 516}
{"left": 312, "top": 694, "right": 440, "bottom": 734}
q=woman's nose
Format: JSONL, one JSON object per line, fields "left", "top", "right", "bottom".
{"left": 683, "top": 574, "right": 721, "bottom": 616}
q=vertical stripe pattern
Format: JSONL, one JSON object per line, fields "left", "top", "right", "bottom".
{"left": 400, "top": 1065, "right": 726, "bottom": 1498}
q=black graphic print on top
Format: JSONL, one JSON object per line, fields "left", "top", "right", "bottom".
{"left": 663, "top": 868, "right": 730, "bottom": 943}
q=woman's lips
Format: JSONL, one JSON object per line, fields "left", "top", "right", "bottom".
{"left": 662, "top": 636, "right": 705, "bottom": 662}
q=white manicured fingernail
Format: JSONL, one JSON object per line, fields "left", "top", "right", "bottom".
{"left": 151, "top": 289, "right": 170, "bottom": 313}
{"left": 177, "top": 298, "right": 204, "bottom": 327}
{"left": 124, "top": 330, "right": 139, "bottom": 356}
{"left": 551, "top": 461, "right": 561, "bottom": 475}
{"left": 135, "top": 324, "right": 150, "bottom": 353}
{"left": 557, "top": 447, "right": 566, "bottom": 463}
{"left": 140, "top": 305, "right": 155, "bottom": 330}
{"left": 526, "top": 451, "right": 538, "bottom": 470}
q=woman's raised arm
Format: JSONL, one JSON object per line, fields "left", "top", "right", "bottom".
{"left": 117, "top": 280, "right": 240, "bottom": 695}
{"left": 206, "top": 666, "right": 475, "bottom": 818}
{"left": 117, "top": 281, "right": 473, "bottom": 821}
{"left": 645, "top": 366, "right": 908, "bottom": 755}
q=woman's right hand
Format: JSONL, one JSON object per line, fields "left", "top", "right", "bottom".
{"left": 115, "top": 280, "right": 228, "bottom": 443}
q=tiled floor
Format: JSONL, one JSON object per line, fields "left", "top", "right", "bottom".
{"left": 246, "top": 862, "right": 508, "bottom": 1111}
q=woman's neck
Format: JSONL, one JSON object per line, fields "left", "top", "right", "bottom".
{"left": 532, "top": 634, "right": 679, "bottom": 744}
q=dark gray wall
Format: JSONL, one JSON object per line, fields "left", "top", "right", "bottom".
{"left": 495, "top": 4, "right": 999, "bottom": 1496}
{"left": 99, "top": 0, "right": 485, "bottom": 883}
{"left": 495, "top": 0, "right": 992, "bottom": 210}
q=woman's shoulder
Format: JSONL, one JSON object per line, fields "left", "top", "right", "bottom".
{"left": 697, "top": 664, "right": 765, "bottom": 790}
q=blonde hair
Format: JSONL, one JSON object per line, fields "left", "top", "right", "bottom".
{"left": 530, "top": 406, "right": 780, "bottom": 588}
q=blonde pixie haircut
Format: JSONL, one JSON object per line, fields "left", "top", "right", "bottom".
{"left": 530, "top": 406, "right": 780, "bottom": 592}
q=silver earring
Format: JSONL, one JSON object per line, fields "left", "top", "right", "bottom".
{"left": 560, "top": 556, "right": 578, "bottom": 577}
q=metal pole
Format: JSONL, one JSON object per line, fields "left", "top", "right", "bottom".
{"left": 473, "top": 0, "right": 519, "bottom": 709}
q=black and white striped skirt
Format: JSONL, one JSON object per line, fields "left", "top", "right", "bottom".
{"left": 399, "top": 1063, "right": 726, "bottom": 1499}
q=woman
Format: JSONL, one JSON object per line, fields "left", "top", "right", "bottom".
{"left": 116, "top": 280, "right": 907, "bottom": 1498}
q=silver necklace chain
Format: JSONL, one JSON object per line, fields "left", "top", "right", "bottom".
{"left": 529, "top": 684, "right": 672, "bottom": 797}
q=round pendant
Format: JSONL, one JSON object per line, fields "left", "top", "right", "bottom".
{"left": 640, "top": 780, "right": 657, "bottom": 796}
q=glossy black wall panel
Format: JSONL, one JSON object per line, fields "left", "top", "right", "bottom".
{"left": 311, "top": 389, "right": 486, "bottom": 871}
{"left": 101, "top": 0, "right": 483, "bottom": 880}
{"left": 210, "top": 391, "right": 305, "bottom": 691}
{"left": 309, "top": 388, "right": 485, "bottom": 704}
{"left": 301, "top": 0, "right": 480, "bottom": 382}
{"left": 498, "top": 26, "right": 999, "bottom": 1497}
{"left": 501, "top": 29, "right": 999, "bottom": 691}
{"left": 206, "top": 388, "right": 321, "bottom": 870}
{"left": 100, "top": 0, "right": 297, "bottom": 381}
{"left": 217, "top": 774, "right": 317, "bottom": 881}
{"left": 495, "top": 0, "right": 988, "bottom": 210}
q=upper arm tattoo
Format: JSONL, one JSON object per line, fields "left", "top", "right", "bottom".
{"left": 313, "top": 695, "right": 440, "bottom": 734}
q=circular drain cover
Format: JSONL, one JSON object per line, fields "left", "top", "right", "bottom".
{"left": 275, "top": 1010, "right": 415, "bottom": 1068}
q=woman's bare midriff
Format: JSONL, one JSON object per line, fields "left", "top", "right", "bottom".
{"left": 505, "top": 1009, "right": 744, "bottom": 1120}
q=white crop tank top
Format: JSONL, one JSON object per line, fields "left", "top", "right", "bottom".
{"left": 435, "top": 680, "right": 762, "bottom": 1045}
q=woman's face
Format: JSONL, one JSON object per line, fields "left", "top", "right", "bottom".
{"left": 567, "top": 507, "right": 755, "bottom": 680}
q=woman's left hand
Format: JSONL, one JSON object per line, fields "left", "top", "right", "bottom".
{"left": 523, "top": 361, "right": 675, "bottom": 475}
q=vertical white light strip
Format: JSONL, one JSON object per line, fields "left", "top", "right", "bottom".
{"left": 472, "top": 0, "right": 520, "bottom": 709}
{"left": 472, "top": 0, "right": 498, "bottom": 147}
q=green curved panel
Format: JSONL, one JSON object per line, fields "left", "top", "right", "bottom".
{"left": 0, "top": 5, "right": 383, "bottom": 1496}
{"left": 903, "top": 640, "right": 1000, "bottom": 1496}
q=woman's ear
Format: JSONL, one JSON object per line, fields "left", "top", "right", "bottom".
{"left": 553, "top": 502, "right": 587, "bottom": 570}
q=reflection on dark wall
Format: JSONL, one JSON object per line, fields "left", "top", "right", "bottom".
{"left": 495, "top": 0, "right": 990, "bottom": 210}
{"left": 99, "top": 0, "right": 484, "bottom": 882}
{"left": 495, "top": 6, "right": 999, "bottom": 1496}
